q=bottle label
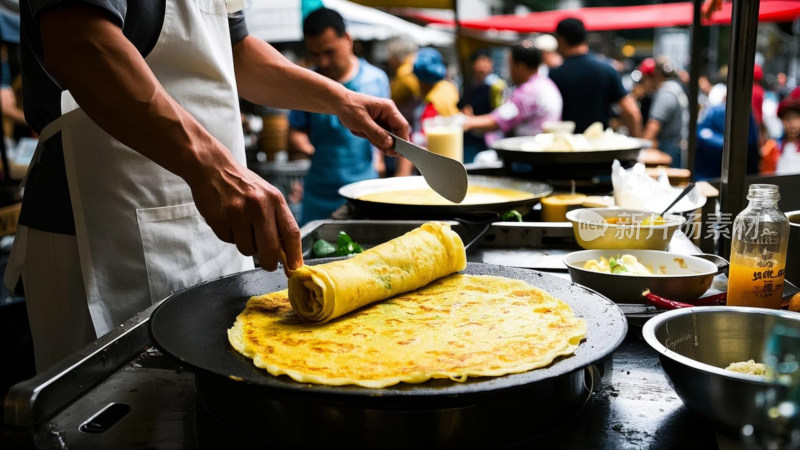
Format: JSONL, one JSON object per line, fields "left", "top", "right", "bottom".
{"left": 751, "top": 268, "right": 784, "bottom": 282}
{"left": 757, "top": 228, "right": 780, "bottom": 245}
{"left": 735, "top": 221, "right": 781, "bottom": 245}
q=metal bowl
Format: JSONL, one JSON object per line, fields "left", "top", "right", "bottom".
{"left": 643, "top": 307, "right": 799, "bottom": 432}
{"left": 565, "top": 207, "right": 686, "bottom": 251}
{"left": 786, "top": 210, "right": 800, "bottom": 284}
{"left": 563, "top": 249, "right": 724, "bottom": 304}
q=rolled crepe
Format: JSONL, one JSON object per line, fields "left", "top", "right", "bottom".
{"left": 288, "top": 221, "right": 467, "bottom": 323}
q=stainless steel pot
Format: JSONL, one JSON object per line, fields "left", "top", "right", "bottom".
{"left": 563, "top": 249, "right": 728, "bottom": 304}
{"left": 643, "top": 307, "right": 799, "bottom": 433}
{"left": 786, "top": 210, "right": 800, "bottom": 285}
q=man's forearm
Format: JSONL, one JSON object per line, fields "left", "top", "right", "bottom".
{"left": 618, "top": 95, "right": 642, "bottom": 137}
{"left": 39, "top": 4, "right": 304, "bottom": 272}
{"left": 288, "top": 129, "right": 315, "bottom": 157}
{"left": 40, "top": 4, "right": 233, "bottom": 186}
{"left": 642, "top": 119, "right": 661, "bottom": 144}
{"left": 463, "top": 114, "right": 499, "bottom": 133}
{"left": 233, "top": 35, "right": 406, "bottom": 152}
{"left": 233, "top": 36, "right": 348, "bottom": 117}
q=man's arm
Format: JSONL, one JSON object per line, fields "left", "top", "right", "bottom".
{"left": 642, "top": 119, "right": 662, "bottom": 145}
{"left": 288, "top": 128, "right": 315, "bottom": 159}
{"left": 393, "top": 156, "right": 413, "bottom": 177}
{"left": 40, "top": 4, "right": 302, "bottom": 272}
{"left": 462, "top": 114, "right": 499, "bottom": 133}
{"left": 1, "top": 87, "right": 27, "bottom": 126}
{"left": 232, "top": 35, "right": 409, "bottom": 153}
{"left": 617, "top": 95, "right": 643, "bottom": 138}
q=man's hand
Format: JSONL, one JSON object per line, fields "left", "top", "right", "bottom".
{"left": 332, "top": 90, "right": 409, "bottom": 157}
{"left": 189, "top": 160, "right": 303, "bottom": 274}
{"left": 233, "top": 36, "right": 409, "bottom": 157}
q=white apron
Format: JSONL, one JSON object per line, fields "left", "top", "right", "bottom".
{"left": 10, "top": 0, "right": 253, "bottom": 337}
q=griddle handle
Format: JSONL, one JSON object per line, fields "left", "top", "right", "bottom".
{"left": 456, "top": 212, "right": 501, "bottom": 251}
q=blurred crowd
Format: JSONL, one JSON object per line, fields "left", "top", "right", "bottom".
{"left": 242, "top": 11, "right": 800, "bottom": 224}
{"left": 0, "top": 6, "right": 797, "bottom": 227}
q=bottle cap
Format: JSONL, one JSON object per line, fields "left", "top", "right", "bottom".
{"left": 747, "top": 184, "right": 780, "bottom": 201}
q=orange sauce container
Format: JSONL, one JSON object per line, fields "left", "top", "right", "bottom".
{"left": 726, "top": 255, "right": 786, "bottom": 309}
{"left": 726, "top": 184, "right": 789, "bottom": 309}
{"left": 541, "top": 193, "right": 586, "bottom": 222}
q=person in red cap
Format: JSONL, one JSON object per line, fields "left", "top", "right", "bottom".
{"left": 640, "top": 56, "right": 689, "bottom": 168}
{"left": 633, "top": 58, "right": 656, "bottom": 124}
{"left": 776, "top": 88, "right": 800, "bottom": 174}
{"left": 639, "top": 58, "right": 656, "bottom": 76}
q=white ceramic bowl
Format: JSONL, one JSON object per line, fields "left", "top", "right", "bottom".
{"left": 566, "top": 208, "right": 686, "bottom": 251}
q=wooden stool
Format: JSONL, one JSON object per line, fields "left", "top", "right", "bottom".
{"left": 638, "top": 148, "right": 672, "bottom": 167}
{"left": 646, "top": 166, "right": 692, "bottom": 186}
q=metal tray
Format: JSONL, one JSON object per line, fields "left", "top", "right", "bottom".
{"left": 1, "top": 220, "right": 735, "bottom": 449}
{"left": 300, "top": 219, "right": 579, "bottom": 271}
{"left": 299, "top": 220, "right": 730, "bottom": 325}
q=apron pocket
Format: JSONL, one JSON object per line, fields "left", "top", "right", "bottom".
{"left": 191, "top": 0, "right": 228, "bottom": 14}
{"left": 137, "top": 203, "right": 251, "bottom": 303}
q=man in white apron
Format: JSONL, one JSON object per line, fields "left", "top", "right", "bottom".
{"left": 5, "top": 0, "right": 408, "bottom": 372}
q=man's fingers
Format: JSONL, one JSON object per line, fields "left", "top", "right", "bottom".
{"left": 279, "top": 249, "right": 293, "bottom": 278}
{"left": 208, "top": 219, "right": 234, "bottom": 244}
{"left": 370, "top": 126, "right": 395, "bottom": 150}
{"left": 255, "top": 226, "right": 280, "bottom": 271}
{"left": 231, "top": 214, "right": 258, "bottom": 256}
{"left": 345, "top": 93, "right": 408, "bottom": 150}
{"left": 277, "top": 202, "right": 304, "bottom": 273}
{"left": 251, "top": 197, "right": 302, "bottom": 275}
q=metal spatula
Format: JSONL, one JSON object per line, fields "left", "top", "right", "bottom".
{"left": 388, "top": 132, "right": 468, "bottom": 203}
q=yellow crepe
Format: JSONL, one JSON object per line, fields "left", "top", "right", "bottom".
{"left": 288, "top": 221, "right": 466, "bottom": 323}
{"left": 358, "top": 185, "right": 534, "bottom": 206}
{"left": 228, "top": 274, "right": 587, "bottom": 388}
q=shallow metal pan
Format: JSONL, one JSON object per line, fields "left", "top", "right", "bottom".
{"left": 338, "top": 175, "right": 552, "bottom": 219}
{"left": 491, "top": 136, "right": 647, "bottom": 165}
{"left": 564, "top": 249, "right": 728, "bottom": 304}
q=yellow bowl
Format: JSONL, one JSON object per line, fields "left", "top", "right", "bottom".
{"left": 565, "top": 208, "right": 686, "bottom": 250}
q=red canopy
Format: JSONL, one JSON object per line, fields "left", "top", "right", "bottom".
{"left": 411, "top": 1, "right": 800, "bottom": 32}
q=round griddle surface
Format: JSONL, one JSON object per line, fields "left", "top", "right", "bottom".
{"left": 150, "top": 262, "right": 627, "bottom": 400}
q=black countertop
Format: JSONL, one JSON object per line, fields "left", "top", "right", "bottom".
{"left": 3, "top": 328, "right": 736, "bottom": 450}
{"left": 518, "top": 332, "right": 724, "bottom": 449}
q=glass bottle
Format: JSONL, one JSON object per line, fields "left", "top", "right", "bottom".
{"left": 727, "top": 184, "right": 790, "bottom": 309}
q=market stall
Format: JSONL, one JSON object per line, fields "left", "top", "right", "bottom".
{"left": 0, "top": 221, "right": 746, "bottom": 449}
{"left": 3, "top": 1, "right": 800, "bottom": 449}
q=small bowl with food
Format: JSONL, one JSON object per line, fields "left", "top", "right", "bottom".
{"left": 643, "top": 307, "right": 800, "bottom": 433}
{"left": 563, "top": 249, "right": 726, "bottom": 304}
{"left": 565, "top": 207, "right": 686, "bottom": 251}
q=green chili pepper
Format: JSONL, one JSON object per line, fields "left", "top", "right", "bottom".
{"left": 501, "top": 210, "right": 524, "bottom": 222}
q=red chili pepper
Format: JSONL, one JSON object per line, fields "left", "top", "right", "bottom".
{"left": 642, "top": 290, "right": 728, "bottom": 309}
{"left": 642, "top": 290, "right": 695, "bottom": 310}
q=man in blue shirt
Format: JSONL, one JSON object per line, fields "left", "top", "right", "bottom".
{"left": 289, "top": 8, "right": 390, "bottom": 224}
{"left": 695, "top": 104, "right": 760, "bottom": 180}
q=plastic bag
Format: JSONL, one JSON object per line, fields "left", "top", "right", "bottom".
{"left": 611, "top": 160, "right": 704, "bottom": 214}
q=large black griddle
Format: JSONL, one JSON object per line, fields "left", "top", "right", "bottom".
{"left": 338, "top": 175, "right": 552, "bottom": 219}
{"left": 150, "top": 262, "right": 627, "bottom": 448}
